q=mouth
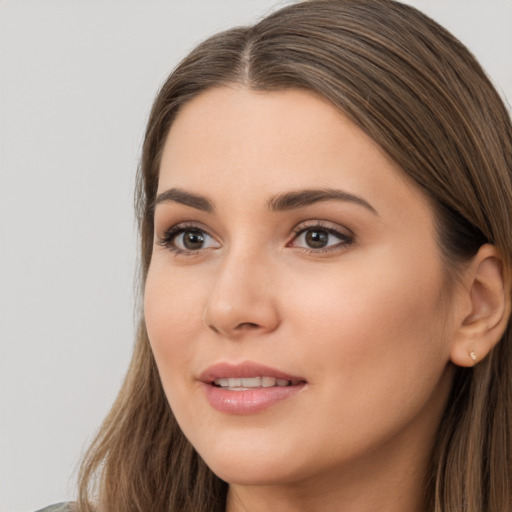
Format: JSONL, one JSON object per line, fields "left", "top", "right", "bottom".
{"left": 212, "top": 376, "right": 302, "bottom": 390}
{"left": 200, "top": 361, "right": 306, "bottom": 387}
{"left": 199, "top": 361, "right": 307, "bottom": 414}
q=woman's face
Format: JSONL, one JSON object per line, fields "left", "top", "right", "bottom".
{"left": 145, "top": 87, "right": 459, "bottom": 489}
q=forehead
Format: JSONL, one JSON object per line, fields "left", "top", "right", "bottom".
{"left": 158, "top": 86, "right": 431, "bottom": 220}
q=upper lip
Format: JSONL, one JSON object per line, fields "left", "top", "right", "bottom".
{"left": 199, "top": 361, "right": 306, "bottom": 384}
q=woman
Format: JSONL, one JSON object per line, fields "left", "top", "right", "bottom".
{"left": 39, "top": 0, "right": 512, "bottom": 510}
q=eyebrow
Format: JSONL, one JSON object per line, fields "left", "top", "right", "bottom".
{"left": 154, "top": 188, "right": 215, "bottom": 213}
{"left": 153, "top": 187, "right": 377, "bottom": 216}
{"left": 267, "top": 188, "right": 378, "bottom": 215}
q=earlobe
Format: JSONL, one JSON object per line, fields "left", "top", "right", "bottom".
{"left": 450, "top": 244, "right": 511, "bottom": 367}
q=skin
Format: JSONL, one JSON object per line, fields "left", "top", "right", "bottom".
{"left": 144, "top": 87, "right": 470, "bottom": 512}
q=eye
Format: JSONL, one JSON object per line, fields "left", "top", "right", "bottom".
{"left": 158, "top": 225, "right": 220, "bottom": 254}
{"left": 289, "top": 223, "right": 353, "bottom": 252}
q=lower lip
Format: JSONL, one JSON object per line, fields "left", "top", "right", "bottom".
{"left": 202, "top": 383, "right": 305, "bottom": 414}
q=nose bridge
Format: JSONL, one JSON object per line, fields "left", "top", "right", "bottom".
{"left": 203, "top": 241, "right": 279, "bottom": 337}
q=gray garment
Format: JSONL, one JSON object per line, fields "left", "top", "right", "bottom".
{"left": 35, "top": 504, "right": 74, "bottom": 512}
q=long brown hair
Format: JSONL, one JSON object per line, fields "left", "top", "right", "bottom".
{"left": 77, "top": 1, "right": 512, "bottom": 510}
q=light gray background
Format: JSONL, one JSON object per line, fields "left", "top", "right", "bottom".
{"left": 1, "top": 1, "right": 510, "bottom": 511}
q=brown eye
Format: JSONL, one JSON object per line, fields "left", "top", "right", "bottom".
{"left": 305, "top": 229, "right": 329, "bottom": 248}
{"left": 182, "top": 230, "right": 206, "bottom": 250}
{"left": 290, "top": 224, "right": 353, "bottom": 252}
{"left": 158, "top": 226, "right": 220, "bottom": 253}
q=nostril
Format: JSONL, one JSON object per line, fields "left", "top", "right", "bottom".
{"left": 207, "top": 322, "right": 259, "bottom": 335}
{"left": 237, "top": 322, "right": 260, "bottom": 330}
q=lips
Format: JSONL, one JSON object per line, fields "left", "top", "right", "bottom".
{"left": 213, "top": 376, "right": 294, "bottom": 389}
{"left": 199, "top": 361, "right": 307, "bottom": 414}
{"left": 199, "top": 361, "right": 306, "bottom": 385}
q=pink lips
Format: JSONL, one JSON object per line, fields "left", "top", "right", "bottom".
{"left": 199, "top": 361, "right": 307, "bottom": 415}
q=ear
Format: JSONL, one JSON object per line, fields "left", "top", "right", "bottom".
{"left": 450, "top": 244, "right": 511, "bottom": 367}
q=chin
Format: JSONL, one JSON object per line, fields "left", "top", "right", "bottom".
{"left": 208, "top": 459, "right": 303, "bottom": 487}
{"left": 194, "top": 435, "right": 308, "bottom": 486}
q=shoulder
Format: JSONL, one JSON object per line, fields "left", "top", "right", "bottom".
{"left": 35, "top": 504, "right": 75, "bottom": 512}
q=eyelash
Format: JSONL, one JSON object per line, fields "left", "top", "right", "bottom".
{"left": 289, "top": 222, "right": 354, "bottom": 254}
{"left": 156, "top": 222, "right": 354, "bottom": 256}
{"left": 157, "top": 223, "right": 216, "bottom": 256}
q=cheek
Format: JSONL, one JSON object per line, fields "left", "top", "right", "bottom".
{"left": 144, "top": 264, "right": 204, "bottom": 380}
{"left": 283, "top": 252, "right": 451, "bottom": 417}
{"left": 283, "top": 281, "right": 449, "bottom": 466}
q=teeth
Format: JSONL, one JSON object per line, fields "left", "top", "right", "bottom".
{"left": 262, "top": 376, "right": 276, "bottom": 387}
{"left": 213, "top": 376, "right": 292, "bottom": 389}
{"left": 229, "top": 378, "right": 242, "bottom": 387}
{"left": 242, "top": 377, "right": 261, "bottom": 387}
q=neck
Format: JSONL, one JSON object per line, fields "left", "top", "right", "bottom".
{"left": 225, "top": 443, "right": 430, "bottom": 512}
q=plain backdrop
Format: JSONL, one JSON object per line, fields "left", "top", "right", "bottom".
{"left": 1, "top": 1, "right": 511, "bottom": 511}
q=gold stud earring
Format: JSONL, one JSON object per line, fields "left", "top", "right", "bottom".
{"left": 469, "top": 351, "right": 477, "bottom": 363}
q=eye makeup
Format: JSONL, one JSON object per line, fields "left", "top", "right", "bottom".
{"left": 156, "top": 219, "right": 355, "bottom": 258}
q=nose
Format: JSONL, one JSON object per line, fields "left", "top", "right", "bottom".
{"left": 203, "top": 250, "right": 280, "bottom": 339}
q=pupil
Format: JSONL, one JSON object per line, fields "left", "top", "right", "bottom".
{"left": 183, "top": 231, "right": 204, "bottom": 249}
{"left": 306, "top": 230, "right": 328, "bottom": 248}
